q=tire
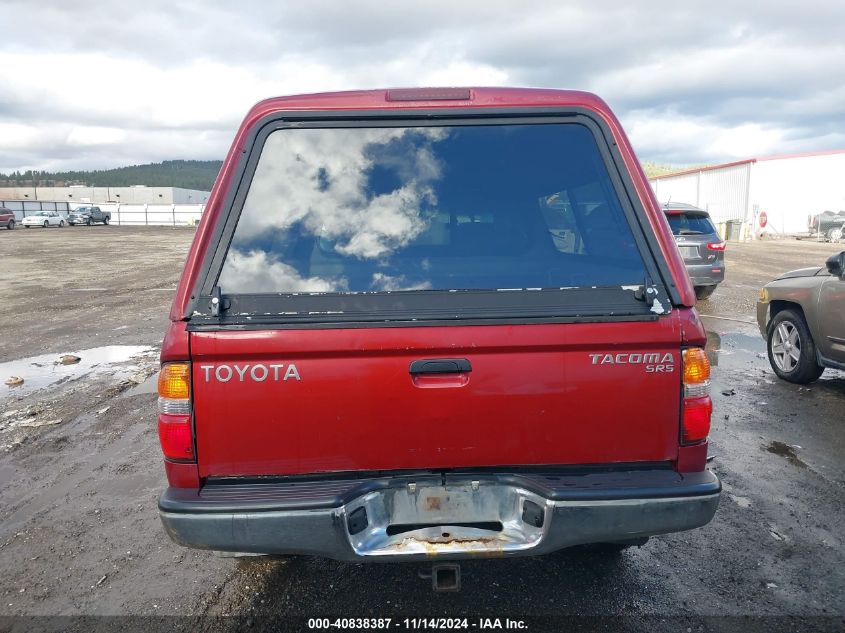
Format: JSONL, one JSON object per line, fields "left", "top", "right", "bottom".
{"left": 25, "top": 225, "right": 30, "bottom": 229}
{"left": 87, "top": 218, "right": 93, "bottom": 226}
{"left": 694, "top": 285, "right": 716, "bottom": 300}
{"left": 43, "top": 221, "right": 48, "bottom": 228}
{"left": 59, "top": 220, "right": 65, "bottom": 227}
{"left": 103, "top": 216, "right": 110, "bottom": 225}
{"left": 7, "top": 220, "right": 14, "bottom": 230}
{"left": 767, "top": 309, "right": 824, "bottom": 384}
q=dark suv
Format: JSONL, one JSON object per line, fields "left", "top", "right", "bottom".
{"left": 663, "top": 203, "right": 725, "bottom": 300}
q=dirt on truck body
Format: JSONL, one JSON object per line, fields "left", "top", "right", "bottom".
{"left": 155, "top": 87, "right": 720, "bottom": 565}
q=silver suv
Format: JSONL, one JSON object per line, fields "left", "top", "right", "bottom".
{"left": 663, "top": 203, "right": 726, "bottom": 300}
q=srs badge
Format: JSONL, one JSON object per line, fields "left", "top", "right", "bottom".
{"left": 199, "top": 363, "right": 301, "bottom": 383}
{"left": 589, "top": 353, "right": 675, "bottom": 373}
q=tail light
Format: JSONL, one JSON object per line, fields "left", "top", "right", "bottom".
{"left": 681, "top": 348, "right": 712, "bottom": 444}
{"left": 706, "top": 241, "right": 726, "bottom": 251}
{"left": 157, "top": 362, "right": 194, "bottom": 461}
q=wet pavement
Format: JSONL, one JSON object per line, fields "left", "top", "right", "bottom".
{"left": 1, "top": 346, "right": 154, "bottom": 401}
{"left": 0, "top": 228, "right": 842, "bottom": 629}
{"left": 0, "top": 346, "right": 157, "bottom": 453}
{"left": 703, "top": 317, "right": 845, "bottom": 480}
{"left": 195, "top": 313, "right": 844, "bottom": 625}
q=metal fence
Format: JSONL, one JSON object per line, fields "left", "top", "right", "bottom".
{"left": 1, "top": 200, "right": 205, "bottom": 226}
{"left": 103, "top": 204, "right": 205, "bottom": 226}
{"left": 1, "top": 200, "right": 71, "bottom": 217}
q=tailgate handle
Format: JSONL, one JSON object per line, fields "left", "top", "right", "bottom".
{"left": 409, "top": 358, "right": 472, "bottom": 375}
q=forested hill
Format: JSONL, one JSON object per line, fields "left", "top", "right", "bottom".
{"left": 0, "top": 160, "right": 223, "bottom": 191}
{"left": 2, "top": 159, "right": 689, "bottom": 191}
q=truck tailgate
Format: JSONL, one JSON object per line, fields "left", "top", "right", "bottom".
{"left": 191, "top": 318, "right": 682, "bottom": 477}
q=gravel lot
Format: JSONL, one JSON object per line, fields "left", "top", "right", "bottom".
{"left": 0, "top": 227, "right": 843, "bottom": 631}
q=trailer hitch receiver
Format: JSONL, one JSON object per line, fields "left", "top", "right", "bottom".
{"left": 430, "top": 563, "right": 460, "bottom": 592}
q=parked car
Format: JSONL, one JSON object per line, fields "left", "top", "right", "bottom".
{"left": 156, "top": 88, "right": 719, "bottom": 577}
{"left": 757, "top": 250, "right": 845, "bottom": 383}
{"left": 68, "top": 206, "right": 111, "bottom": 226}
{"left": 21, "top": 211, "right": 65, "bottom": 228}
{"left": 662, "top": 202, "right": 726, "bottom": 300}
{"left": 808, "top": 211, "right": 845, "bottom": 243}
{"left": 0, "top": 206, "right": 15, "bottom": 230}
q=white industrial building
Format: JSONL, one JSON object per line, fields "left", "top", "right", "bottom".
{"left": 0, "top": 185, "right": 210, "bottom": 205}
{"left": 0, "top": 185, "right": 210, "bottom": 227}
{"left": 649, "top": 150, "right": 845, "bottom": 239}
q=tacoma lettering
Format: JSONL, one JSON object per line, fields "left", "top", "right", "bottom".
{"left": 589, "top": 353, "right": 674, "bottom": 365}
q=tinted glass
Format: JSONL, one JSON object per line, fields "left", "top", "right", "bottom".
{"left": 219, "top": 124, "right": 646, "bottom": 294}
{"left": 666, "top": 213, "right": 717, "bottom": 236}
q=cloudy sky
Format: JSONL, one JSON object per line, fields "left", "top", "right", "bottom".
{"left": 1, "top": 0, "right": 843, "bottom": 173}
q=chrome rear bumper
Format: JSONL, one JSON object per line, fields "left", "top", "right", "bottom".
{"left": 160, "top": 469, "right": 720, "bottom": 561}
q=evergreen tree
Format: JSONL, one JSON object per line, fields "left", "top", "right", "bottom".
{"left": 0, "top": 160, "right": 223, "bottom": 191}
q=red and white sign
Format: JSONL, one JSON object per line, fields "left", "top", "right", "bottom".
{"left": 759, "top": 211, "right": 768, "bottom": 228}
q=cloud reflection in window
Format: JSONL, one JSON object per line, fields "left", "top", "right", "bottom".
{"left": 219, "top": 127, "right": 447, "bottom": 293}
{"left": 221, "top": 249, "right": 348, "bottom": 294}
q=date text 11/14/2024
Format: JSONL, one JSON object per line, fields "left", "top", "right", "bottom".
{"left": 307, "top": 618, "right": 528, "bottom": 630}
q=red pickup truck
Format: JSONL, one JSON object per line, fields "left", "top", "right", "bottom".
{"left": 1, "top": 206, "right": 15, "bottom": 230}
{"left": 157, "top": 88, "right": 719, "bottom": 568}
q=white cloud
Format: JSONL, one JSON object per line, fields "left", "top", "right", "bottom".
{"left": 0, "top": 0, "right": 843, "bottom": 170}
{"left": 219, "top": 249, "right": 347, "bottom": 293}
{"left": 371, "top": 273, "right": 432, "bottom": 291}
{"left": 625, "top": 112, "right": 786, "bottom": 164}
{"left": 234, "top": 127, "right": 445, "bottom": 259}
{"left": 66, "top": 126, "right": 127, "bottom": 146}
{"left": 0, "top": 123, "right": 45, "bottom": 150}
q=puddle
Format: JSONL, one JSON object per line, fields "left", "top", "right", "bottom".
{"left": 765, "top": 440, "right": 807, "bottom": 468}
{"left": 705, "top": 331, "right": 722, "bottom": 366}
{"left": 124, "top": 371, "right": 159, "bottom": 397}
{"left": 704, "top": 329, "right": 769, "bottom": 374}
{"left": 0, "top": 346, "right": 155, "bottom": 401}
{"left": 705, "top": 330, "right": 767, "bottom": 365}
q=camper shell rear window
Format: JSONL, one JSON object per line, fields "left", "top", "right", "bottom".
{"left": 198, "top": 117, "right": 670, "bottom": 324}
